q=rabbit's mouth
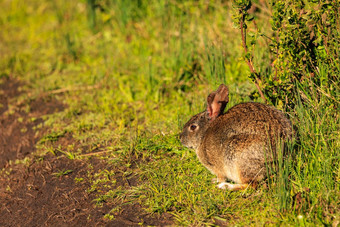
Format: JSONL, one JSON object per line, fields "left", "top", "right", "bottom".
{"left": 182, "top": 143, "right": 194, "bottom": 149}
{"left": 179, "top": 135, "right": 195, "bottom": 150}
{"left": 179, "top": 133, "right": 189, "bottom": 148}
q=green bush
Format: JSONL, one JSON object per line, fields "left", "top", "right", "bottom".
{"left": 233, "top": 0, "right": 340, "bottom": 108}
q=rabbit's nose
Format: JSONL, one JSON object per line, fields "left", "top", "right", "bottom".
{"left": 179, "top": 132, "right": 184, "bottom": 142}
{"left": 179, "top": 133, "right": 189, "bottom": 147}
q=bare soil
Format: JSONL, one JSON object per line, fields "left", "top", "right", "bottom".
{"left": 0, "top": 77, "right": 172, "bottom": 226}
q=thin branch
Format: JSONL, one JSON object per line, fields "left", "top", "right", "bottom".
{"left": 240, "top": 15, "right": 267, "bottom": 103}
{"left": 6, "top": 83, "right": 102, "bottom": 114}
{"left": 48, "top": 84, "right": 102, "bottom": 95}
{"left": 79, "top": 150, "right": 114, "bottom": 157}
{"left": 78, "top": 146, "right": 124, "bottom": 158}
{"left": 79, "top": 146, "right": 127, "bottom": 158}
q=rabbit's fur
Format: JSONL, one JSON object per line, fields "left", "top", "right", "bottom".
{"left": 180, "top": 84, "right": 292, "bottom": 190}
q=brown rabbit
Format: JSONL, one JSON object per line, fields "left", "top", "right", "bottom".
{"left": 180, "top": 84, "right": 292, "bottom": 190}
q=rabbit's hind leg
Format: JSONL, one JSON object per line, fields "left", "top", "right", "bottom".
{"left": 220, "top": 134, "right": 267, "bottom": 191}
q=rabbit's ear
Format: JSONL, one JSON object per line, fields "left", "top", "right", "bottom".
{"left": 207, "top": 84, "right": 229, "bottom": 120}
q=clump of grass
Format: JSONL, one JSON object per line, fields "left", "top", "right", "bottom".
{"left": 287, "top": 75, "right": 339, "bottom": 222}
{"left": 53, "top": 169, "right": 73, "bottom": 177}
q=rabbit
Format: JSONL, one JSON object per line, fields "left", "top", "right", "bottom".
{"left": 180, "top": 84, "right": 293, "bottom": 191}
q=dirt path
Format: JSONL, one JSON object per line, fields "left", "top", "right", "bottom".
{"left": 0, "top": 77, "right": 172, "bottom": 226}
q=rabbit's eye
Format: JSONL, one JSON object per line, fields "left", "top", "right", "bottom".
{"left": 189, "top": 124, "right": 198, "bottom": 131}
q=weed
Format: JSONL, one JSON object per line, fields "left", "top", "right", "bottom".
{"left": 74, "top": 177, "right": 84, "bottom": 183}
{"left": 53, "top": 169, "right": 74, "bottom": 177}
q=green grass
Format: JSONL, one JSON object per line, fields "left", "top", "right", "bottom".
{"left": 0, "top": 0, "right": 339, "bottom": 225}
{"left": 53, "top": 169, "right": 74, "bottom": 177}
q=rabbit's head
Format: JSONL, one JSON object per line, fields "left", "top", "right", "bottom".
{"left": 180, "top": 84, "right": 229, "bottom": 150}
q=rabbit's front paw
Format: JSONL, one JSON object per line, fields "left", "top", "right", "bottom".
{"left": 217, "top": 182, "right": 232, "bottom": 190}
{"left": 217, "top": 182, "right": 249, "bottom": 191}
{"left": 212, "top": 177, "right": 225, "bottom": 183}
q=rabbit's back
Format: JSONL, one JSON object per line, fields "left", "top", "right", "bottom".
{"left": 209, "top": 102, "right": 292, "bottom": 140}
